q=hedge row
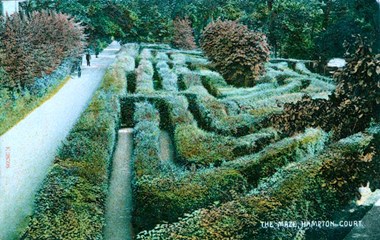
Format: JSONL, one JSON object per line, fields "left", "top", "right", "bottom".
{"left": 184, "top": 86, "right": 258, "bottom": 136}
{"left": 232, "top": 92, "right": 306, "bottom": 117}
{"left": 22, "top": 57, "right": 127, "bottom": 239}
{"left": 219, "top": 82, "right": 277, "bottom": 99}
{"left": 132, "top": 102, "right": 162, "bottom": 178}
{"left": 177, "top": 71, "right": 202, "bottom": 90}
{"left": 120, "top": 94, "right": 194, "bottom": 131}
{"left": 139, "top": 48, "right": 153, "bottom": 60}
{"left": 137, "top": 131, "right": 377, "bottom": 239}
{"left": 223, "top": 128, "right": 329, "bottom": 186}
{"left": 156, "top": 60, "right": 178, "bottom": 92}
{"left": 226, "top": 79, "right": 303, "bottom": 102}
{"left": 133, "top": 168, "right": 247, "bottom": 233}
{"left": 174, "top": 125, "right": 279, "bottom": 166}
{"left": 135, "top": 59, "right": 154, "bottom": 93}
{"left": 117, "top": 43, "right": 139, "bottom": 73}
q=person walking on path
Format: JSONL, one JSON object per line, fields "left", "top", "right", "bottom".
{"left": 86, "top": 51, "right": 91, "bottom": 66}
{"left": 77, "top": 65, "right": 81, "bottom": 78}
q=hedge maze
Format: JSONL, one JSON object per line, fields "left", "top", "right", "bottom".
{"left": 118, "top": 43, "right": 379, "bottom": 239}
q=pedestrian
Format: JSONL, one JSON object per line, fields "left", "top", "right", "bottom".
{"left": 86, "top": 51, "right": 91, "bottom": 66}
{"left": 77, "top": 65, "right": 81, "bottom": 78}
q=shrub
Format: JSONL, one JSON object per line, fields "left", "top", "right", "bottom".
{"left": 200, "top": 20, "right": 270, "bottom": 87}
{"left": 22, "top": 54, "right": 126, "bottom": 239}
{"left": 172, "top": 18, "right": 196, "bottom": 50}
{"left": 0, "top": 11, "right": 85, "bottom": 89}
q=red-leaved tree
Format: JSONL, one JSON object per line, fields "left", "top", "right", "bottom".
{"left": 172, "top": 18, "right": 196, "bottom": 50}
{"left": 201, "top": 20, "right": 270, "bottom": 87}
{"left": 0, "top": 11, "right": 85, "bottom": 89}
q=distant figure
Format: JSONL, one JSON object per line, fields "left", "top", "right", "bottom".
{"left": 95, "top": 49, "right": 99, "bottom": 58}
{"left": 77, "top": 65, "right": 81, "bottom": 78}
{"left": 86, "top": 51, "right": 91, "bottom": 66}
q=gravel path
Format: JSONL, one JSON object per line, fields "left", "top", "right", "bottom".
{"left": 160, "top": 130, "right": 174, "bottom": 161}
{"left": 104, "top": 129, "right": 134, "bottom": 240}
{"left": 0, "top": 42, "right": 120, "bottom": 239}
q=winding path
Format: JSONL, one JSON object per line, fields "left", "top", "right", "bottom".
{"left": 0, "top": 42, "right": 120, "bottom": 239}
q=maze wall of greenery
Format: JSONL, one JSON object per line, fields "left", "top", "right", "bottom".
{"left": 137, "top": 130, "right": 378, "bottom": 239}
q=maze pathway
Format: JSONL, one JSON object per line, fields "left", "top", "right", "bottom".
{"left": 104, "top": 129, "right": 134, "bottom": 240}
{"left": 0, "top": 42, "right": 120, "bottom": 239}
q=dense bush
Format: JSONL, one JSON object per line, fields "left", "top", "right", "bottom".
{"left": 200, "top": 20, "right": 270, "bottom": 87}
{"left": 172, "top": 18, "right": 196, "bottom": 50}
{"left": 22, "top": 57, "right": 127, "bottom": 239}
{"left": 137, "top": 131, "right": 377, "bottom": 239}
{"left": 0, "top": 11, "right": 85, "bottom": 89}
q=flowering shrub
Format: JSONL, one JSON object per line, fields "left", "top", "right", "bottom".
{"left": 172, "top": 18, "right": 196, "bottom": 50}
{"left": 200, "top": 20, "right": 270, "bottom": 87}
{"left": 0, "top": 11, "right": 85, "bottom": 89}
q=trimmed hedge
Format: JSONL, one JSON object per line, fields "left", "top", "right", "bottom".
{"left": 135, "top": 59, "right": 154, "bottom": 93}
{"left": 137, "top": 131, "right": 377, "bottom": 239}
{"left": 120, "top": 94, "right": 194, "bottom": 131}
{"left": 174, "top": 125, "right": 279, "bottom": 167}
{"left": 133, "top": 168, "right": 247, "bottom": 233}
{"left": 156, "top": 60, "right": 179, "bottom": 92}
{"left": 184, "top": 86, "right": 258, "bottom": 136}
{"left": 223, "top": 128, "right": 329, "bottom": 185}
{"left": 22, "top": 56, "right": 127, "bottom": 239}
{"left": 132, "top": 102, "right": 161, "bottom": 178}
{"left": 226, "top": 79, "right": 303, "bottom": 102}
{"left": 174, "top": 124, "right": 236, "bottom": 166}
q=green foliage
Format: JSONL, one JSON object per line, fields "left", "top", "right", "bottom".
{"left": 201, "top": 20, "right": 270, "bottom": 87}
{"left": 0, "top": 11, "right": 84, "bottom": 89}
{"left": 21, "top": 56, "right": 127, "bottom": 239}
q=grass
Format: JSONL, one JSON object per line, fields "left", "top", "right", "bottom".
{"left": 0, "top": 75, "right": 71, "bottom": 136}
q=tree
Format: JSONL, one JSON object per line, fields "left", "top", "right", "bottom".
{"left": 201, "top": 20, "right": 270, "bottom": 87}
{"left": 0, "top": 11, "right": 85, "bottom": 89}
{"left": 172, "top": 18, "right": 196, "bottom": 50}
